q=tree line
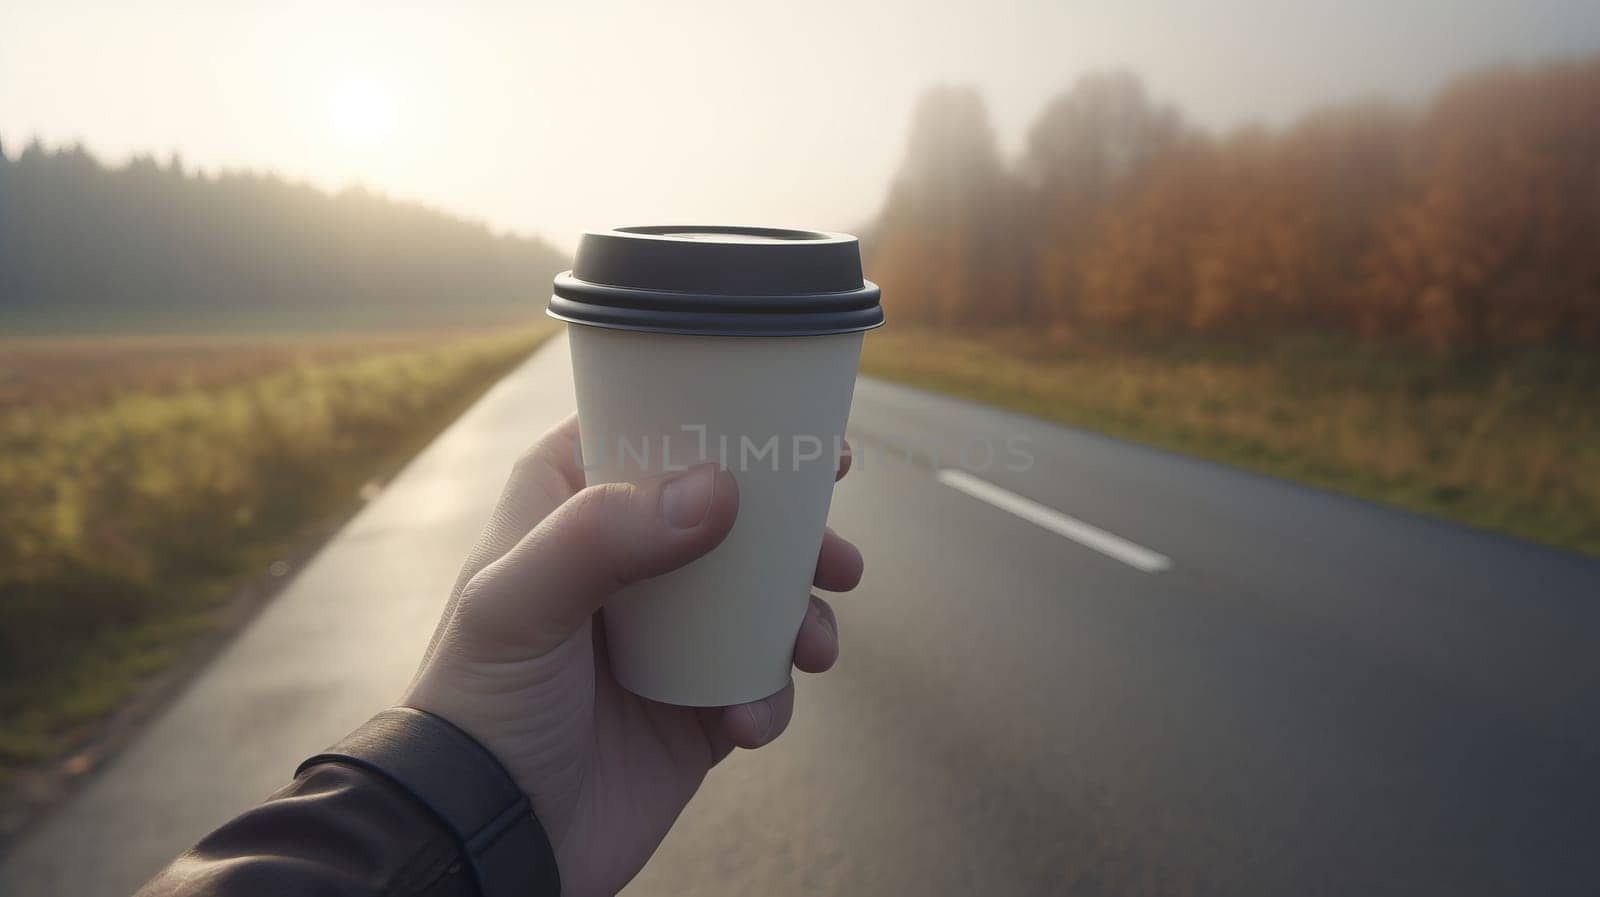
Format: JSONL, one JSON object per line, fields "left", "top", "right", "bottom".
{"left": 867, "top": 55, "right": 1600, "bottom": 352}
{"left": 0, "top": 142, "right": 568, "bottom": 333}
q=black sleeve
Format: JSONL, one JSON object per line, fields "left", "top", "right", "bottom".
{"left": 135, "top": 708, "right": 561, "bottom": 897}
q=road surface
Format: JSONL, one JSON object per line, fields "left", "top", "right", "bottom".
{"left": 4, "top": 336, "right": 1598, "bottom": 896}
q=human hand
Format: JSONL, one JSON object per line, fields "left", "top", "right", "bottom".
{"left": 402, "top": 413, "right": 862, "bottom": 897}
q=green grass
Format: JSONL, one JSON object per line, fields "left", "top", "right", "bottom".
{"left": 861, "top": 328, "right": 1600, "bottom": 557}
{"left": 0, "top": 326, "right": 555, "bottom": 786}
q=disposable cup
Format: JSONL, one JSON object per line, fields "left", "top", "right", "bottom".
{"left": 549, "top": 226, "right": 883, "bottom": 706}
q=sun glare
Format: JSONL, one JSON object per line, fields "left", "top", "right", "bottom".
{"left": 329, "top": 75, "right": 396, "bottom": 144}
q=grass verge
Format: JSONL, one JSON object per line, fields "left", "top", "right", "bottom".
{"left": 860, "top": 327, "right": 1599, "bottom": 557}
{"left": 0, "top": 326, "right": 555, "bottom": 789}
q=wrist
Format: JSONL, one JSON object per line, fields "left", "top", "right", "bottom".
{"left": 304, "top": 707, "right": 562, "bottom": 897}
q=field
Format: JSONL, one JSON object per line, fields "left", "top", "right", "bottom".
{"left": 4, "top": 323, "right": 1593, "bottom": 797}
{"left": 861, "top": 328, "right": 1600, "bottom": 557}
{"left": 0, "top": 327, "right": 554, "bottom": 789}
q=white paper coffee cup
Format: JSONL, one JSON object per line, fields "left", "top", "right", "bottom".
{"left": 549, "top": 226, "right": 883, "bottom": 706}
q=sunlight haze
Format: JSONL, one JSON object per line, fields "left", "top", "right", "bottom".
{"left": 3, "top": 0, "right": 1597, "bottom": 250}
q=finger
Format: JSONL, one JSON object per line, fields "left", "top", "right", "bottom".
{"left": 813, "top": 528, "right": 864, "bottom": 592}
{"left": 721, "top": 682, "right": 796, "bottom": 749}
{"left": 420, "top": 415, "right": 585, "bottom": 668}
{"left": 458, "top": 462, "right": 738, "bottom": 657}
{"left": 835, "top": 438, "right": 852, "bottom": 481}
{"left": 539, "top": 413, "right": 588, "bottom": 491}
{"left": 453, "top": 414, "right": 585, "bottom": 592}
{"left": 792, "top": 595, "right": 839, "bottom": 674}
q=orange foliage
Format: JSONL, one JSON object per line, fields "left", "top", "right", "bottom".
{"left": 1364, "top": 58, "right": 1600, "bottom": 350}
{"left": 868, "top": 56, "right": 1600, "bottom": 351}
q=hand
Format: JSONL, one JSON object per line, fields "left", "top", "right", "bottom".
{"left": 402, "top": 413, "right": 862, "bottom": 897}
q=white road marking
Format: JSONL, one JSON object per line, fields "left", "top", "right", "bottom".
{"left": 935, "top": 468, "right": 1173, "bottom": 573}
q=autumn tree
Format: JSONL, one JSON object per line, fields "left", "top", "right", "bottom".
{"left": 870, "top": 55, "right": 1600, "bottom": 351}
{"left": 1363, "top": 58, "right": 1600, "bottom": 350}
{"left": 1186, "top": 105, "right": 1408, "bottom": 334}
{"left": 868, "top": 86, "right": 1025, "bottom": 327}
{"left": 1023, "top": 71, "right": 1187, "bottom": 328}
{"left": 1076, "top": 142, "right": 1218, "bottom": 335}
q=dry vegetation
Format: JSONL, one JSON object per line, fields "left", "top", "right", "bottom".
{"left": 0, "top": 332, "right": 453, "bottom": 410}
{"left": 0, "top": 327, "right": 553, "bottom": 786}
{"left": 862, "top": 328, "right": 1600, "bottom": 556}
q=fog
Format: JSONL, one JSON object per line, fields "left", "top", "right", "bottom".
{"left": 3, "top": 0, "right": 1597, "bottom": 249}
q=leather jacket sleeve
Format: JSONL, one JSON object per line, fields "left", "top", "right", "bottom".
{"left": 135, "top": 762, "right": 480, "bottom": 897}
{"left": 134, "top": 708, "right": 560, "bottom": 897}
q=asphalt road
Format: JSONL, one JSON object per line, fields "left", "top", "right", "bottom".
{"left": 4, "top": 336, "right": 1598, "bottom": 896}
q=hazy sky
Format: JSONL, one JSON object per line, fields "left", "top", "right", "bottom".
{"left": 4, "top": 0, "right": 1598, "bottom": 251}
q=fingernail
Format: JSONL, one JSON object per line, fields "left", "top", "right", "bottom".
{"left": 746, "top": 701, "right": 774, "bottom": 743}
{"left": 661, "top": 464, "right": 717, "bottom": 529}
{"left": 817, "top": 603, "right": 837, "bottom": 638}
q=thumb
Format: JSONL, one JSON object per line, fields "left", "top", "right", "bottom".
{"left": 455, "top": 462, "right": 738, "bottom": 658}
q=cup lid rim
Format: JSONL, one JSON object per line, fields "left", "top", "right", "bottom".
{"left": 603, "top": 225, "right": 857, "bottom": 246}
{"left": 548, "top": 225, "right": 884, "bottom": 336}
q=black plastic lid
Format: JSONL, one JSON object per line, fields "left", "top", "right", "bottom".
{"left": 548, "top": 226, "right": 884, "bottom": 337}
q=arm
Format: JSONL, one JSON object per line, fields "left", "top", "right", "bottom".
{"left": 136, "top": 414, "right": 862, "bottom": 897}
{"left": 137, "top": 709, "right": 558, "bottom": 897}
